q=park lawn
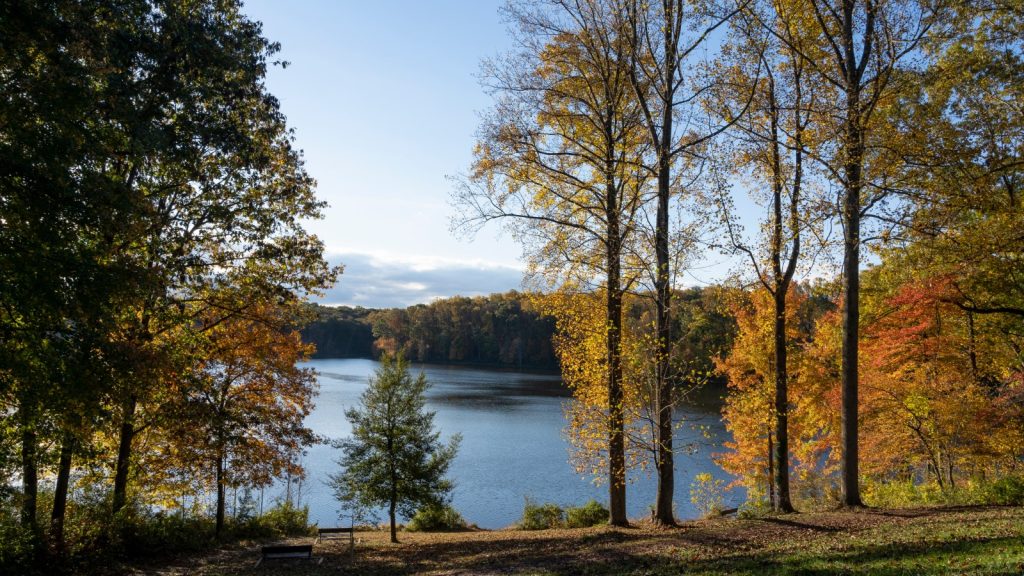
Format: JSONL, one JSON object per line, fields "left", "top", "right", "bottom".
{"left": 123, "top": 505, "right": 1024, "bottom": 575}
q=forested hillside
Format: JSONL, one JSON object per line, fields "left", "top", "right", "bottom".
{"left": 302, "top": 288, "right": 741, "bottom": 376}
{"left": 301, "top": 305, "right": 375, "bottom": 358}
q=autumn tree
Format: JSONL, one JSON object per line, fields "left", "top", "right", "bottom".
{"left": 534, "top": 291, "right": 674, "bottom": 493}
{"left": 621, "top": 0, "right": 745, "bottom": 524}
{"left": 455, "top": 0, "right": 649, "bottom": 525}
{"left": 98, "top": 0, "right": 337, "bottom": 515}
{"left": 0, "top": 0, "right": 336, "bottom": 558}
{"left": 895, "top": 2, "right": 1023, "bottom": 324}
{"left": 166, "top": 301, "right": 318, "bottom": 537}
{"left": 770, "top": 0, "right": 946, "bottom": 506}
{"left": 708, "top": 0, "right": 829, "bottom": 512}
{"left": 330, "top": 354, "right": 460, "bottom": 543}
{"left": 716, "top": 287, "right": 837, "bottom": 505}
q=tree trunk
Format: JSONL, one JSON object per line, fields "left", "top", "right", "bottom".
{"left": 112, "top": 395, "right": 137, "bottom": 513}
{"left": 653, "top": 70, "right": 676, "bottom": 529}
{"left": 50, "top": 430, "right": 76, "bottom": 553}
{"left": 20, "top": 408, "right": 38, "bottom": 533}
{"left": 215, "top": 451, "right": 226, "bottom": 538}
{"left": 773, "top": 290, "right": 794, "bottom": 513}
{"left": 651, "top": 0, "right": 678, "bottom": 528}
{"left": 840, "top": 1, "right": 864, "bottom": 508}
{"left": 767, "top": 429, "right": 775, "bottom": 506}
{"left": 607, "top": 184, "right": 628, "bottom": 527}
{"left": 840, "top": 137, "right": 864, "bottom": 507}
{"left": 389, "top": 498, "right": 398, "bottom": 543}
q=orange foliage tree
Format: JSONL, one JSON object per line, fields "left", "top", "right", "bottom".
{"left": 154, "top": 302, "right": 318, "bottom": 536}
{"left": 858, "top": 274, "right": 1024, "bottom": 490}
{"left": 716, "top": 287, "right": 840, "bottom": 503}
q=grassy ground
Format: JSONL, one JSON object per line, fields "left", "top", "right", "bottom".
{"left": 122, "top": 505, "right": 1024, "bottom": 575}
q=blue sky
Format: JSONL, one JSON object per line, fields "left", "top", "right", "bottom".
{"left": 242, "top": 0, "right": 528, "bottom": 308}
{"left": 242, "top": 1, "right": 759, "bottom": 308}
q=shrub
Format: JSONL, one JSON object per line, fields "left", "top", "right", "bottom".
{"left": 120, "top": 508, "right": 217, "bottom": 555}
{"left": 0, "top": 510, "right": 34, "bottom": 575}
{"left": 982, "top": 476, "right": 1024, "bottom": 505}
{"left": 861, "top": 475, "right": 1024, "bottom": 508}
{"left": 565, "top": 500, "right": 608, "bottom": 528}
{"left": 406, "top": 504, "right": 467, "bottom": 532}
{"left": 862, "top": 479, "right": 944, "bottom": 508}
{"left": 737, "top": 485, "right": 772, "bottom": 519}
{"left": 690, "top": 473, "right": 726, "bottom": 518}
{"left": 519, "top": 498, "right": 564, "bottom": 530}
{"left": 233, "top": 501, "right": 313, "bottom": 538}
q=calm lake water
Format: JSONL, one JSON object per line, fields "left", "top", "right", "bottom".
{"left": 294, "top": 358, "right": 742, "bottom": 529}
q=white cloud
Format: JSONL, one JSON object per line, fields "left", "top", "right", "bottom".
{"left": 319, "top": 250, "right": 526, "bottom": 309}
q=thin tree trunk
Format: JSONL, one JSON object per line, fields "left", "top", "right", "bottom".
{"left": 767, "top": 70, "right": 795, "bottom": 514}
{"left": 767, "top": 429, "right": 775, "bottom": 506}
{"left": 112, "top": 395, "right": 137, "bottom": 513}
{"left": 50, "top": 430, "right": 76, "bottom": 553}
{"left": 607, "top": 179, "right": 628, "bottom": 527}
{"left": 652, "top": 0, "right": 678, "bottom": 528}
{"left": 20, "top": 407, "right": 38, "bottom": 533}
{"left": 840, "top": 0, "right": 864, "bottom": 507}
{"left": 389, "top": 431, "right": 399, "bottom": 543}
{"left": 389, "top": 497, "right": 398, "bottom": 543}
{"left": 773, "top": 290, "right": 794, "bottom": 512}
{"left": 840, "top": 142, "right": 864, "bottom": 507}
{"left": 215, "top": 451, "right": 226, "bottom": 537}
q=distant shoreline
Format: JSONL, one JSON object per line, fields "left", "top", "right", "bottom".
{"left": 306, "top": 355, "right": 563, "bottom": 375}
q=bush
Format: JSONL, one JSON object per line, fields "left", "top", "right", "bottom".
{"left": 862, "top": 479, "right": 946, "bottom": 508}
{"left": 120, "top": 508, "right": 217, "bottom": 555}
{"left": 232, "top": 501, "right": 313, "bottom": 539}
{"left": 861, "top": 475, "right": 1024, "bottom": 508}
{"left": 690, "top": 473, "right": 725, "bottom": 518}
{"left": 982, "top": 476, "right": 1024, "bottom": 505}
{"left": 737, "top": 485, "right": 772, "bottom": 519}
{"left": 565, "top": 500, "right": 608, "bottom": 528}
{"left": 519, "top": 498, "right": 564, "bottom": 530}
{"left": 0, "top": 510, "right": 34, "bottom": 575}
{"left": 406, "top": 504, "right": 467, "bottom": 532}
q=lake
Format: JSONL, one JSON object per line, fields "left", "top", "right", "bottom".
{"left": 293, "top": 358, "right": 742, "bottom": 529}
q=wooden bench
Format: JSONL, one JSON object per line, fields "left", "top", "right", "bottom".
{"left": 317, "top": 526, "right": 355, "bottom": 553}
{"left": 255, "top": 544, "right": 323, "bottom": 567}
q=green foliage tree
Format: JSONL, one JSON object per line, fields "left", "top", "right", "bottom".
{"left": 1, "top": 0, "right": 336, "bottom": 561}
{"left": 330, "top": 354, "right": 460, "bottom": 543}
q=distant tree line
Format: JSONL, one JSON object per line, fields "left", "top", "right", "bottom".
{"left": 301, "top": 305, "right": 376, "bottom": 358}
{"left": 303, "top": 292, "right": 559, "bottom": 369}
{"left": 302, "top": 289, "right": 740, "bottom": 378}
